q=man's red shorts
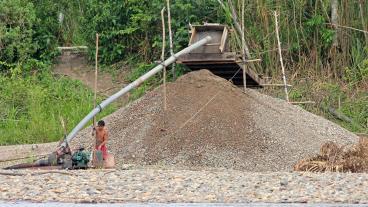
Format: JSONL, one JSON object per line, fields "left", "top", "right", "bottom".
{"left": 96, "top": 145, "right": 108, "bottom": 160}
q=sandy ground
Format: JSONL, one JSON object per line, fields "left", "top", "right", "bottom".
{"left": 0, "top": 142, "right": 58, "bottom": 168}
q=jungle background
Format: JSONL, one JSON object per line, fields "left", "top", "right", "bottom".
{"left": 0, "top": 0, "right": 367, "bottom": 145}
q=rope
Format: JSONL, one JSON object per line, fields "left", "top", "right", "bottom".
{"left": 97, "top": 104, "right": 103, "bottom": 112}
{"left": 159, "top": 61, "right": 167, "bottom": 68}
{"left": 176, "top": 91, "right": 220, "bottom": 132}
{"left": 157, "top": 54, "right": 179, "bottom": 68}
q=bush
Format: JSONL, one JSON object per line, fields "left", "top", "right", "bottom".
{"left": 0, "top": 0, "right": 37, "bottom": 72}
{"left": 81, "top": 0, "right": 225, "bottom": 65}
{"left": 0, "top": 73, "right": 116, "bottom": 145}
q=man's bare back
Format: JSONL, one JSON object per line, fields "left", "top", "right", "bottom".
{"left": 94, "top": 120, "right": 109, "bottom": 159}
{"left": 95, "top": 126, "right": 108, "bottom": 147}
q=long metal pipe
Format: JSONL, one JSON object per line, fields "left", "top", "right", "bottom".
{"left": 62, "top": 36, "right": 212, "bottom": 147}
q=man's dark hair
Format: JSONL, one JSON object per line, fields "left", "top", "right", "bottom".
{"left": 97, "top": 120, "right": 105, "bottom": 127}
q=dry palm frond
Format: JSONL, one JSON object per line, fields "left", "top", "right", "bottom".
{"left": 294, "top": 156, "right": 327, "bottom": 172}
{"left": 294, "top": 137, "right": 368, "bottom": 173}
{"left": 320, "top": 141, "right": 339, "bottom": 158}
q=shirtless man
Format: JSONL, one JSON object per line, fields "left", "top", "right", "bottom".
{"left": 94, "top": 120, "right": 109, "bottom": 160}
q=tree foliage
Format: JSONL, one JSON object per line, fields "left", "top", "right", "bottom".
{"left": 81, "top": 0, "right": 225, "bottom": 64}
{"left": 0, "top": 0, "right": 37, "bottom": 72}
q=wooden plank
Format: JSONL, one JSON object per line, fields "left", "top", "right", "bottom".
{"left": 236, "top": 62, "right": 264, "bottom": 86}
{"left": 178, "top": 52, "right": 236, "bottom": 63}
{"left": 57, "top": 46, "right": 88, "bottom": 50}
{"left": 189, "top": 27, "right": 196, "bottom": 45}
{"left": 219, "top": 27, "right": 228, "bottom": 52}
{"left": 262, "top": 83, "right": 292, "bottom": 87}
{"left": 192, "top": 24, "right": 226, "bottom": 31}
{"left": 206, "top": 43, "right": 221, "bottom": 46}
{"left": 290, "top": 101, "right": 315, "bottom": 104}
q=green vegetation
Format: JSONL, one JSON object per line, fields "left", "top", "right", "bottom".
{"left": 80, "top": 0, "right": 224, "bottom": 64}
{"left": 0, "top": 72, "right": 115, "bottom": 145}
{"left": 0, "top": 0, "right": 113, "bottom": 144}
{"left": 0, "top": 0, "right": 367, "bottom": 145}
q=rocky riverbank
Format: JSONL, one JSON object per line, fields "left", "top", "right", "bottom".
{"left": 1, "top": 167, "right": 367, "bottom": 204}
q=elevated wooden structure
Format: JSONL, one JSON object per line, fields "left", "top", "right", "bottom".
{"left": 177, "top": 24, "right": 263, "bottom": 87}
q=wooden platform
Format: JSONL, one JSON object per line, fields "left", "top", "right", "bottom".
{"left": 178, "top": 53, "right": 264, "bottom": 88}
{"left": 177, "top": 24, "right": 263, "bottom": 88}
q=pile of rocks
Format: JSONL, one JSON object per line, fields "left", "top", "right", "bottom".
{"left": 71, "top": 70, "right": 358, "bottom": 171}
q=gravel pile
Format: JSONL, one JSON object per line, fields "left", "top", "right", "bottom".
{"left": 71, "top": 70, "right": 358, "bottom": 171}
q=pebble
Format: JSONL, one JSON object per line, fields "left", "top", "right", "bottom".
{"left": 0, "top": 168, "right": 367, "bottom": 203}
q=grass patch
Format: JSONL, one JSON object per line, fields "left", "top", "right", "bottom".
{"left": 0, "top": 71, "right": 116, "bottom": 145}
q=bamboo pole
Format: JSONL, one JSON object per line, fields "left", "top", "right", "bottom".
{"left": 166, "top": 0, "right": 175, "bottom": 80}
{"left": 57, "top": 46, "right": 88, "bottom": 50}
{"left": 161, "top": 8, "right": 167, "bottom": 110}
{"left": 359, "top": 0, "right": 368, "bottom": 44}
{"left": 60, "top": 116, "right": 67, "bottom": 137}
{"left": 274, "top": 11, "right": 289, "bottom": 102}
{"left": 93, "top": 33, "right": 99, "bottom": 127}
{"left": 326, "top": 23, "right": 368, "bottom": 34}
{"left": 217, "top": 0, "right": 251, "bottom": 58}
{"left": 331, "top": 0, "right": 339, "bottom": 47}
{"left": 226, "top": 0, "right": 251, "bottom": 58}
{"left": 262, "top": 84, "right": 292, "bottom": 87}
{"left": 217, "top": 0, "right": 259, "bottom": 79}
{"left": 236, "top": 58, "right": 262, "bottom": 63}
{"left": 161, "top": 7, "right": 167, "bottom": 129}
{"left": 289, "top": 101, "right": 316, "bottom": 104}
{"left": 241, "top": 0, "right": 246, "bottom": 91}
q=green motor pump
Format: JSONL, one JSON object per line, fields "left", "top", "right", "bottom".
{"left": 71, "top": 147, "right": 91, "bottom": 169}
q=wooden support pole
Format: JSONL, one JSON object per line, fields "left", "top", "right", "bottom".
{"left": 57, "top": 46, "right": 88, "bottom": 50}
{"left": 93, "top": 33, "right": 99, "bottom": 127}
{"left": 161, "top": 8, "right": 167, "bottom": 112}
{"left": 359, "top": 0, "right": 368, "bottom": 44}
{"left": 289, "top": 101, "right": 316, "bottom": 104}
{"left": 161, "top": 7, "right": 168, "bottom": 131}
{"left": 326, "top": 23, "right": 368, "bottom": 34}
{"left": 166, "top": 0, "right": 175, "bottom": 80}
{"left": 236, "top": 58, "right": 262, "bottom": 63}
{"left": 331, "top": 0, "right": 339, "bottom": 47}
{"left": 60, "top": 116, "right": 67, "bottom": 137}
{"left": 262, "top": 84, "right": 292, "bottom": 87}
{"left": 217, "top": 0, "right": 259, "bottom": 82}
{"left": 225, "top": 0, "right": 251, "bottom": 59}
{"left": 241, "top": 0, "right": 246, "bottom": 91}
{"left": 274, "top": 11, "right": 289, "bottom": 102}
